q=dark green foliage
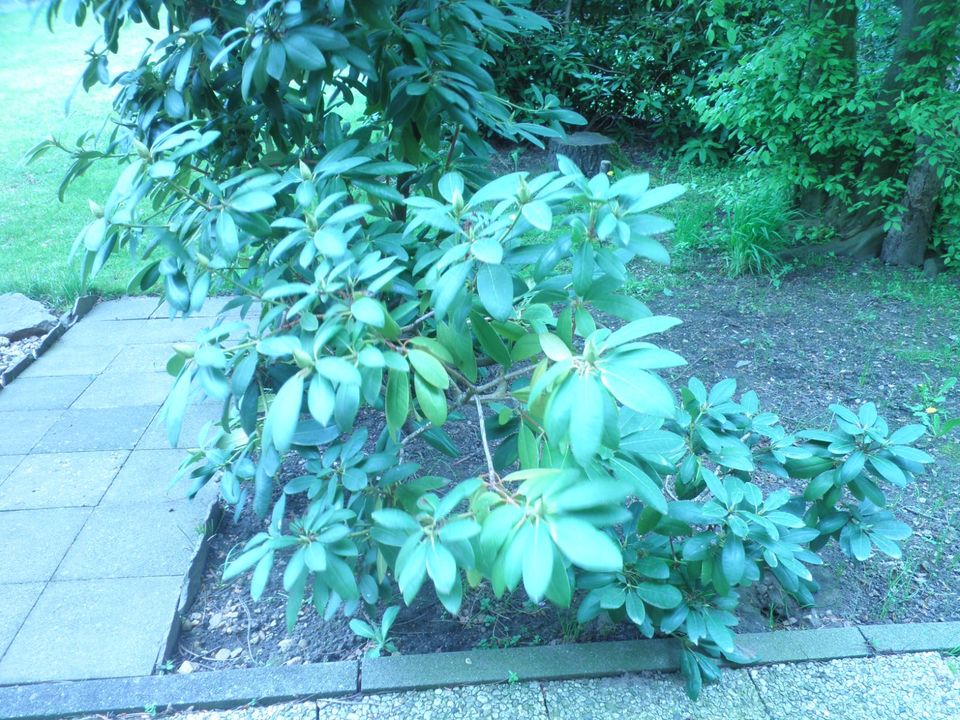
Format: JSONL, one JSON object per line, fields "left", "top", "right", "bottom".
{"left": 43, "top": 0, "right": 934, "bottom": 700}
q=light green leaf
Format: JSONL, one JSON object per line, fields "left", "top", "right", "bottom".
{"left": 549, "top": 517, "right": 622, "bottom": 572}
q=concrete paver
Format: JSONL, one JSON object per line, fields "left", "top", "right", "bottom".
{"left": 0, "top": 450, "right": 127, "bottom": 510}
{"left": 33, "top": 405, "right": 159, "bottom": 452}
{"left": 0, "top": 583, "right": 43, "bottom": 659}
{"left": 72, "top": 371, "right": 174, "bottom": 409}
{"left": 0, "top": 507, "right": 90, "bottom": 582}
{"left": 55, "top": 498, "right": 214, "bottom": 580}
{"left": 0, "top": 410, "right": 64, "bottom": 455}
{"left": 0, "top": 576, "right": 184, "bottom": 683}
{"left": 137, "top": 403, "right": 224, "bottom": 450}
{"left": 0, "top": 299, "right": 232, "bottom": 686}
{"left": 18, "top": 343, "right": 121, "bottom": 377}
{"left": 0, "top": 375, "right": 94, "bottom": 411}
{"left": 100, "top": 448, "right": 197, "bottom": 504}
{"left": 0, "top": 454, "right": 23, "bottom": 484}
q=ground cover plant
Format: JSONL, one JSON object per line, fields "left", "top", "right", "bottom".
{"left": 47, "top": 0, "right": 938, "bottom": 700}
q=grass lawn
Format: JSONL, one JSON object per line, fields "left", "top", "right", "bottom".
{"left": 0, "top": 7, "right": 154, "bottom": 309}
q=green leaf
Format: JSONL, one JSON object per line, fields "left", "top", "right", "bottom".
{"left": 386, "top": 369, "right": 410, "bottom": 435}
{"left": 269, "top": 373, "right": 304, "bottom": 453}
{"left": 351, "top": 297, "right": 385, "bottom": 327}
{"left": 599, "top": 363, "right": 675, "bottom": 417}
{"left": 408, "top": 349, "right": 449, "bottom": 389}
{"left": 522, "top": 522, "right": 554, "bottom": 601}
{"left": 721, "top": 535, "right": 745, "bottom": 584}
{"left": 250, "top": 550, "right": 275, "bottom": 601}
{"left": 569, "top": 373, "right": 604, "bottom": 465}
{"left": 231, "top": 190, "right": 276, "bottom": 213}
{"left": 521, "top": 200, "right": 553, "bottom": 231}
{"left": 634, "top": 582, "right": 682, "bottom": 609}
{"left": 476, "top": 263, "right": 514, "bottom": 321}
{"left": 307, "top": 374, "right": 335, "bottom": 426}
{"left": 539, "top": 333, "right": 571, "bottom": 361}
{"left": 549, "top": 517, "right": 622, "bottom": 572}
{"left": 471, "top": 237, "right": 503, "bottom": 264}
{"left": 609, "top": 458, "right": 667, "bottom": 514}
{"left": 426, "top": 542, "right": 457, "bottom": 594}
{"left": 414, "top": 373, "right": 447, "bottom": 427}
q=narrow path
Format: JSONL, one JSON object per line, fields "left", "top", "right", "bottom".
{"left": 0, "top": 297, "right": 234, "bottom": 684}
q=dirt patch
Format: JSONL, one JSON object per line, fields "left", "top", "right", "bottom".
{"left": 173, "top": 255, "right": 960, "bottom": 674}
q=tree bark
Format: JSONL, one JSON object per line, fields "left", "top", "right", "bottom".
{"left": 881, "top": 139, "right": 942, "bottom": 266}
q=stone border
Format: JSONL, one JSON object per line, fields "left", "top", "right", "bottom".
{"left": 0, "top": 294, "right": 97, "bottom": 386}
{"left": 1, "top": 620, "right": 957, "bottom": 719}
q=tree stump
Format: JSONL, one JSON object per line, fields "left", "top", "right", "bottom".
{"left": 549, "top": 132, "right": 615, "bottom": 176}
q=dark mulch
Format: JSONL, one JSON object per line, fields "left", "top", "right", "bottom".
{"left": 173, "top": 251, "right": 960, "bottom": 674}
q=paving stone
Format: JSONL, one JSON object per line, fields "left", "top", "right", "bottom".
{"left": 750, "top": 651, "right": 960, "bottom": 720}
{"left": 72, "top": 371, "right": 174, "bottom": 409}
{"left": 18, "top": 343, "right": 122, "bottom": 378}
{"left": 362, "top": 639, "right": 679, "bottom": 692}
{"left": 0, "top": 410, "right": 63, "bottom": 455}
{"left": 736, "top": 626, "right": 870, "bottom": 664}
{"left": 55, "top": 498, "right": 215, "bottom": 580}
{"left": 0, "top": 454, "right": 23, "bottom": 485}
{"left": 542, "top": 671, "right": 769, "bottom": 720}
{"left": 0, "top": 507, "right": 89, "bottom": 583}
{"left": 151, "top": 296, "right": 261, "bottom": 320}
{"left": 320, "top": 681, "right": 547, "bottom": 720}
{"left": 0, "top": 375, "right": 94, "bottom": 411}
{"left": 0, "top": 450, "right": 127, "bottom": 510}
{"left": 104, "top": 343, "right": 180, "bottom": 374}
{"left": 0, "top": 576, "right": 183, "bottom": 683}
{"left": 0, "top": 664, "right": 356, "bottom": 719}
{"left": 60, "top": 317, "right": 214, "bottom": 348}
{"left": 137, "top": 403, "right": 225, "bottom": 450}
{"left": 860, "top": 621, "right": 960, "bottom": 654}
{"left": 0, "top": 293, "right": 57, "bottom": 340}
{"left": 100, "top": 448, "right": 199, "bottom": 504}
{"left": 0, "top": 583, "right": 43, "bottom": 660}
{"left": 33, "top": 405, "right": 158, "bottom": 453}
{"left": 83, "top": 297, "right": 163, "bottom": 321}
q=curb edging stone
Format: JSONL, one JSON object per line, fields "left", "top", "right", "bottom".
{"left": 2, "top": 621, "right": 959, "bottom": 719}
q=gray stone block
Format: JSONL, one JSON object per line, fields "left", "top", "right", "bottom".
{"left": 0, "top": 662, "right": 357, "bottom": 719}
{"left": 0, "top": 583, "right": 43, "bottom": 659}
{"left": 0, "top": 375, "right": 94, "bottom": 411}
{"left": 32, "top": 405, "right": 158, "bottom": 453}
{"left": 100, "top": 448, "right": 197, "bottom": 504}
{"left": 736, "top": 627, "right": 871, "bottom": 664}
{"left": 151, "top": 296, "right": 260, "bottom": 319}
{"left": 0, "top": 507, "right": 89, "bottom": 583}
{"left": 60, "top": 318, "right": 212, "bottom": 348}
{"left": 860, "top": 621, "right": 960, "bottom": 653}
{"left": 54, "top": 498, "right": 214, "bottom": 580}
{"left": 83, "top": 297, "right": 163, "bottom": 321}
{"left": 0, "top": 293, "right": 57, "bottom": 340}
{"left": 137, "top": 403, "right": 224, "bottom": 450}
{"left": 0, "top": 450, "right": 127, "bottom": 510}
{"left": 18, "top": 343, "right": 121, "bottom": 378}
{"left": 0, "top": 454, "right": 23, "bottom": 485}
{"left": 361, "top": 639, "right": 680, "bottom": 692}
{"left": 104, "top": 344, "right": 179, "bottom": 374}
{"left": 0, "top": 576, "right": 183, "bottom": 684}
{"left": 72, "top": 372, "right": 173, "bottom": 409}
{"left": 0, "top": 411, "right": 64, "bottom": 455}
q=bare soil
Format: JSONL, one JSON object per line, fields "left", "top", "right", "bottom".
{"left": 173, "top": 253, "right": 960, "bottom": 674}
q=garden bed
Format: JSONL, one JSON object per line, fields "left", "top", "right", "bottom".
{"left": 172, "top": 256, "right": 960, "bottom": 674}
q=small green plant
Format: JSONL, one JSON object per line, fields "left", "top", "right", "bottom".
{"left": 909, "top": 374, "right": 960, "bottom": 437}
{"left": 144, "top": 704, "right": 158, "bottom": 717}
{"left": 678, "top": 137, "right": 727, "bottom": 166}
{"left": 349, "top": 606, "right": 400, "bottom": 658}
{"left": 507, "top": 670, "right": 520, "bottom": 684}
{"left": 718, "top": 185, "right": 796, "bottom": 277}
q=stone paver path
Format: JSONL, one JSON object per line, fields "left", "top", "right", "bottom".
{"left": 169, "top": 652, "right": 960, "bottom": 720}
{"left": 0, "top": 297, "right": 240, "bottom": 685}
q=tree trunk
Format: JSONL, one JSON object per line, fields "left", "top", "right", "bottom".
{"left": 881, "top": 140, "right": 942, "bottom": 266}
{"left": 550, "top": 132, "right": 614, "bottom": 176}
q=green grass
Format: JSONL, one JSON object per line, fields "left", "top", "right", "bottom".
{"left": 0, "top": 8, "right": 156, "bottom": 309}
